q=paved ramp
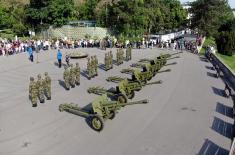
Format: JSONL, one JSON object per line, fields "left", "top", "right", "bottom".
{"left": 0, "top": 48, "right": 233, "bottom": 155}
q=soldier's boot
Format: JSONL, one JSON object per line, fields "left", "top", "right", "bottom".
{"left": 47, "top": 90, "right": 51, "bottom": 100}
{"left": 65, "top": 81, "right": 70, "bottom": 90}
{"left": 39, "top": 93, "right": 45, "bottom": 103}
{"left": 71, "top": 81, "right": 75, "bottom": 88}
{"left": 32, "top": 102, "right": 37, "bottom": 107}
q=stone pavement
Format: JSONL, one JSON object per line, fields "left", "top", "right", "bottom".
{"left": 0, "top": 48, "right": 233, "bottom": 155}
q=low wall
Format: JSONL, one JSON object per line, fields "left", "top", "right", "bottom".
{"left": 210, "top": 53, "right": 235, "bottom": 90}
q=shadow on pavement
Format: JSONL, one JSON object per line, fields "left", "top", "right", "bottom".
{"left": 58, "top": 80, "right": 67, "bottom": 90}
{"left": 211, "top": 116, "right": 234, "bottom": 139}
{"left": 216, "top": 102, "right": 233, "bottom": 118}
{"left": 99, "top": 64, "right": 107, "bottom": 71}
{"left": 205, "top": 65, "right": 215, "bottom": 71}
{"left": 207, "top": 72, "right": 218, "bottom": 78}
{"left": 81, "top": 69, "right": 90, "bottom": 80}
{"left": 199, "top": 56, "right": 209, "bottom": 63}
{"left": 197, "top": 139, "right": 229, "bottom": 155}
{"left": 212, "top": 87, "right": 226, "bottom": 98}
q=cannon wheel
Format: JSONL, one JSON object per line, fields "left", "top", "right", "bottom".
{"left": 108, "top": 111, "right": 116, "bottom": 120}
{"left": 136, "top": 81, "right": 142, "bottom": 91}
{"left": 127, "top": 91, "right": 135, "bottom": 99}
{"left": 117, "top": 94, "right": 128, "bottom": 103}
{"left": 90, "top": 115, "right": 104, "bottom": 132}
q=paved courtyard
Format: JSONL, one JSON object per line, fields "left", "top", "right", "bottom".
{"left": 0, "top": 47, "right": 233, "bottom": 155}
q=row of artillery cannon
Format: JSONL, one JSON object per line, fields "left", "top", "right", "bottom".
{"left": 59, "top": 52, "right": 180, "bottom": 131}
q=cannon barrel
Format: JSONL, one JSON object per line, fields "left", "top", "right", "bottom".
{"left": 107, "top": 76, "right": 125, "bottom": 83}
{"left": 101, "top": 99, "right": 149, "bottom": 108}
{"left": 59, "top": 103, "right": 90, "bottom": 118}
{"left": 143, "top": 80, "right": 163, "bottom": 86}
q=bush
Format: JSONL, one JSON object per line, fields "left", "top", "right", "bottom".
{"left": 216, "top": 31, "right": 235, "bottom": 56}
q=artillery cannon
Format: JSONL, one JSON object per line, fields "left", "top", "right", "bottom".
{"left": 108, "top": 78, "right": 162, "bottom": 99}
{"left": 59, "top": 94, "right": 148, "bottom": 132}
{"left": 121, "top": 68, "right": 153, "bottom": 83}
{"left": 87, "top": 86, "right": 128, "bottom": 103}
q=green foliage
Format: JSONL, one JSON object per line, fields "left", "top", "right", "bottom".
{"left": 216, "top": 31, "right": 235, "bottom": 56}
{"left": 25, "top": 0, "right": 78, "bottom": 29}
{"left": 0, "top": 1, "right": 28, "bottom": 36}
{"left": 78, "top": 0, "right": 100, "bottom": 20}
{"left": 200, "top": 37, "right": 216, "bottom": 55}
{"left": 104, "top": 0, "right": 187, "bottom": 38}
{"left": 217, "top": 53, "right": 235, "bottom": 72}
{"left": 190, "top": 0, "right": 234, "bottom": 37}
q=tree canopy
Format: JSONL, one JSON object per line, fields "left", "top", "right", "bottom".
{"left": 190, "top": 0, "right": 234, "bottom": 37}
{"left": 0, "top": 0, "right": 187, "bottom": 37}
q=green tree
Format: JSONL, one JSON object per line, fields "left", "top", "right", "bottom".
{"left": 26, "top": 0, "right": 78, "bottom": 30}
{"left": 190, "top": 0, "right": 234, "bottom": 37}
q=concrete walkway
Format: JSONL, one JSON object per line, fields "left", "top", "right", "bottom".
{"left": 0, "top": 48, "right": 233, "bottom": 155}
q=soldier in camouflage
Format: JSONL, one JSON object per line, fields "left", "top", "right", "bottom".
{"left": 29, "top": 77, "right": 38, "bottom": 107}
{"left": 37, "top": 74, "right": 45, "bottom": 103}
{"left": 87, "top": 57, "right": 92, "bottom": 80}
{"left": 94, "top": 55, "right": 98, "bottom": 76}
{"left": 116, "top": 49, "right": 120, "bottom": 65}
{"left": 104, "top": 53, "right": 109, "bottom": 71}
{"left": 63, "top": 65, "right": 70, "bottom": 90}
{"left": 69, "top": 64, "right": 76, "bottom": 88}
{"left": 44, "top": 72, "right": 51, "bottom": 100}
{"left": 74, "top": 62, "right": 80, "bottom": 85}
{"left": 120, "top": 49, "right": 124, "bottom": 64}
{"left": 109, "top": 51, "right": 113, "bottom": 69}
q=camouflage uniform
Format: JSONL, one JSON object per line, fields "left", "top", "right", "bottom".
{"left": 36, "top": 74, "right": 45, "bottom": 103}
{"left": 126, "top": 47, "right": 131, "bottom": 61}
{"left": 94, "top": 55, "right": 98, "bottom": 76}
{"left": 63, "top": 65, "right": 70, "bottom": 90}
{"left": 74, "top": 63, "right": 80, "bottom": 85}
{"left": 87, "top": 57, "right": 92, "bottom": 79}
{"left": 116, "top": 49, "right": 120, "bottom": 65}
{"left": 29, "top": 77, "right": 37, "bottom": 107}
{"left": 109, "top": 51, "right": 113, "bottom": 68}
{"left": 121, "top": 49, "right": 124, "bottom": 63}
{"left": 104, "top": 53, "right": 109, "bottom": 71}
{"left": 44, "top": 72, "right": 51, "bottom": 100}
{"left": 69, "top": 64, "right": 76, "bottom": 88}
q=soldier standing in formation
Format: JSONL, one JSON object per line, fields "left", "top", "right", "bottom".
{"left": 29, "top": 77, "right": 38, "bottom": 107}
{"left": 109, "top": 51, "right": 113, "bottom": 69}
{"left": 69, "top": 64, "right": 76, "bottom": 88}
{"left": 44, "top": 72, "right": 51, "bottom": 100}
{"left": 63, "top": 65, "right": 71, "bottom": 90}
{"left": 75, "top": 63, "right": 80, "bottom": 85}
{"left": 94, "top": 55, "right": 98, "bottom": 76}
{"left": 104, "top": 53, "right": 109, "bottom": 71}
{"left": 116, "top": 49, "right": 120, "bottom": 65}
{"left": 36, "top": 74, "right": 45, "bottom": 103}
{"left": 126, "top": 47, "right": 132, "bottom": 61}
{"left": 87, "top": 57, "right": 92, "bottom": 80}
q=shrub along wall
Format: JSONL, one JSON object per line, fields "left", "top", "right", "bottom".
{"left": 216, "top": 31, "right": 235, "bottom": 56}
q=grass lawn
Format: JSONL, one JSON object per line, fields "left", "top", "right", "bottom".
{"left": 216, "top": 53, "right": 235, "bottom": 73}
{"left": 200, "top": 37, "right": 216, "bottom": 55}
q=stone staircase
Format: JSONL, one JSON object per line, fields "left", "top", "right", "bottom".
{"left": 49, "top": 26, "right": 110, "bottom": 39}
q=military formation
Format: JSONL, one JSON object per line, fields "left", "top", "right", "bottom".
{"left": 116, "top": 48, "right": 125, "bottom": 65}
{"left": 63, "top": 63, "right": 80, "bottom": 90}
{"left": 29, "top": 72, "right": 51, "bottom": 107}
{"left": 60, "top": 52, "right": 177, "bottom": 131}
{"left": 126, "top": 46, "right": 132, "bottom": 61}
{"left": 104, "top": 51, "right": 113, "bottom": 71}
{"left": 28, "top": 47, "right": 180, "bottom": 131}
{"left": 87, "top": 55, "right": 98, "bottom": 79}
